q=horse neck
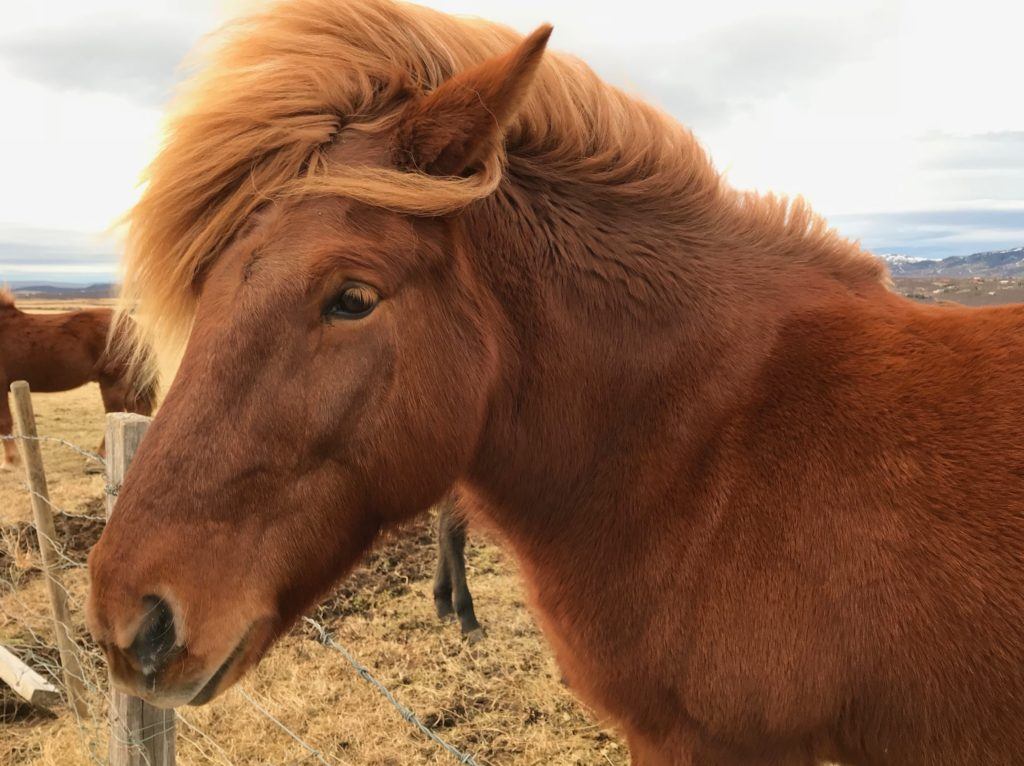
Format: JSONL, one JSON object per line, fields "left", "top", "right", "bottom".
{"left": 460, "top": 165, "right": 881, "bottom": 553}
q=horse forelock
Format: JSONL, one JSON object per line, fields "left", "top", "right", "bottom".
{"left": 122, "top": 0, "right": 884, "bottom": 371}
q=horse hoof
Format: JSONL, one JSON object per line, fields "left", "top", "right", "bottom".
{"left": 0, "top": 461, "right": 16, "bottom": 472}
{"left": 434, "top": 602, "right": 455, "bottom": 622}
{"left": 464, "top": 628, "right": 485, "bottom": 646}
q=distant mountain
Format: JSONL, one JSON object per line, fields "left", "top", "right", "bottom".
{"left": 880, "top": 247, "right": 1024, "bottom": 277}
{"left": 4, "top": 279, "right": 94, "bottom": 289}
{"left": 877, "top": 253, "right": 926, "bottom": 268}
{"left": 11, "top": 283, "right": 117, "bottom": 299}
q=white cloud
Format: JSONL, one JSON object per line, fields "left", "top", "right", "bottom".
{"left": 0, "top": 22, "right": 195, "bottom": 105}
{"left": 0, "top": 74, "right": 161, "bottom": 233}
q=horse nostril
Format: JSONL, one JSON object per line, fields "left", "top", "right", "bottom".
{"left": 128, "top": 596, "right": 178, "bottom": 678}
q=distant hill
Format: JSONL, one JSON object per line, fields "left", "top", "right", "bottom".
{"left": 11, "top": 283, "right": 117, "bottom": 299}
{"left": 879, "top": 246, "right": 1024, "bottom": 277}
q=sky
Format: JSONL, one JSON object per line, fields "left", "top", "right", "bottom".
{"left": 0, "top": 0, "right": 1021, "bottom": 283}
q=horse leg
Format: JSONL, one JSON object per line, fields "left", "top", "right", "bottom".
{"left": 441, "top": 506, "right": 484, "bottom": 644}
{"left": 433, "top": 498, "right": 456, "bottom": 621}
{"left": 1, "top": 388, "right": 18, "bottom": 469}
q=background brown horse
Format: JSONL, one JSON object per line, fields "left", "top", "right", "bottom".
{"left": 86, "top": 1, "right": 1024, "bottom": 763}
{"left": 0, "top": 288, "right": 157, "bottom": 467}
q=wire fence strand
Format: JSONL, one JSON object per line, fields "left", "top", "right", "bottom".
{"left": 236, "top": 688, "right": 335, "bottom": 766}
{"left": 1, "top": 433, "right": 106, "bottom": 466}
{"left": 304, "top": 617, "right": 481, "bottom": 766}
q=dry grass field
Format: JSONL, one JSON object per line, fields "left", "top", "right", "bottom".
{"left": 1, "top": 302, "right": 626, "bottom": 765}
{"left": 892, "top": 276, "right": 1024, "bottom": 306}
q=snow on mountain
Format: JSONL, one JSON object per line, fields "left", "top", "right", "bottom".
{"left": 875, "top": 247, "right": 1024, "bottom": 277}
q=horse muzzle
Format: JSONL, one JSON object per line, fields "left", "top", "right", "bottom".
{"left": 92, "top": 594, "right": 266, "bottom": 708}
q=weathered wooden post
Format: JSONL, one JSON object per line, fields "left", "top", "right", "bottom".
{"left": 0, "top": 644, "right": 61, "bottom": 708}
{"left": 105, "top": 412, "right": 176, "bottom": 766}
{"left": 9, "top": 380, "right": 89, "bottom": 718}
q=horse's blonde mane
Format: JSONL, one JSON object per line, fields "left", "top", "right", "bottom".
{"left": 123, "top": 0, "right": 882, "bottom": 372}
{"left": 125, "top": 0, "right": 634, "bottom": 362}
{"left": 0, "top": 286, "right": 15, "bottom": 309}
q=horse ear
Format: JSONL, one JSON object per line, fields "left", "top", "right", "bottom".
{"left": 392, "top": 24, "right": 552, "bottom": 177}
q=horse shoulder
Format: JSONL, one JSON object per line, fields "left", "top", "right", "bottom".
{"left": 675, "top": 294, "right": 1024, "bottom": 757}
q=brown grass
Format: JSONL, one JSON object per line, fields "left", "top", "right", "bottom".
{"left": 1, "top": 303, "right": 627, "bottom": 766}
{"left": 892, "top": 277, "right": 1024, "bottom": 307}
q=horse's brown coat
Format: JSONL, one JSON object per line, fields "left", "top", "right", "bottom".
{"left": 0, "top": 290, "right": 156, "bottom": 465}
{"left": 87, "top": 2, "right": 1024, "bottom": 763}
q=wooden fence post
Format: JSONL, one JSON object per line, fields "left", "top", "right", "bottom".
{"left": 9, "top": 380, "right": 89, "bottom": 718}
{"left": 105, "top": 412, "right": 176, "bottom": 766}
{"left": 0, "top": 643, "right": 61, "bottom": 708}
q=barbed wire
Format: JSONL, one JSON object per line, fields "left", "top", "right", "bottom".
{"left": 236, "top": 688, "right": 335, "bottom": 766}
{"left": 175, "top": 710, "right": 238, "bottom": 766}
{"left": 2, "top": 431, "right": 487, "bottom": 766}
{"left": 304, "top": 617, "right": 481, "bottom": 766}
{"left": 1, "top": 433, "right": 106, "bottom": 466}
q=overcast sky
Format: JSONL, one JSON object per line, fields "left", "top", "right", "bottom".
{"left": 1, "top": 0, "right": 1021, "bottom": 282}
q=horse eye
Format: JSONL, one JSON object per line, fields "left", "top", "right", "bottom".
{"left": 324, "top": 283, "right": 379, "bottom": 320}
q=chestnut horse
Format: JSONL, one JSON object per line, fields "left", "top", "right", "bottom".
{"left": 87, "top": 1, "right": 1024, "bottom": 763}
{"left": 0, "top": 289, "right": 157, "bottom": 467}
